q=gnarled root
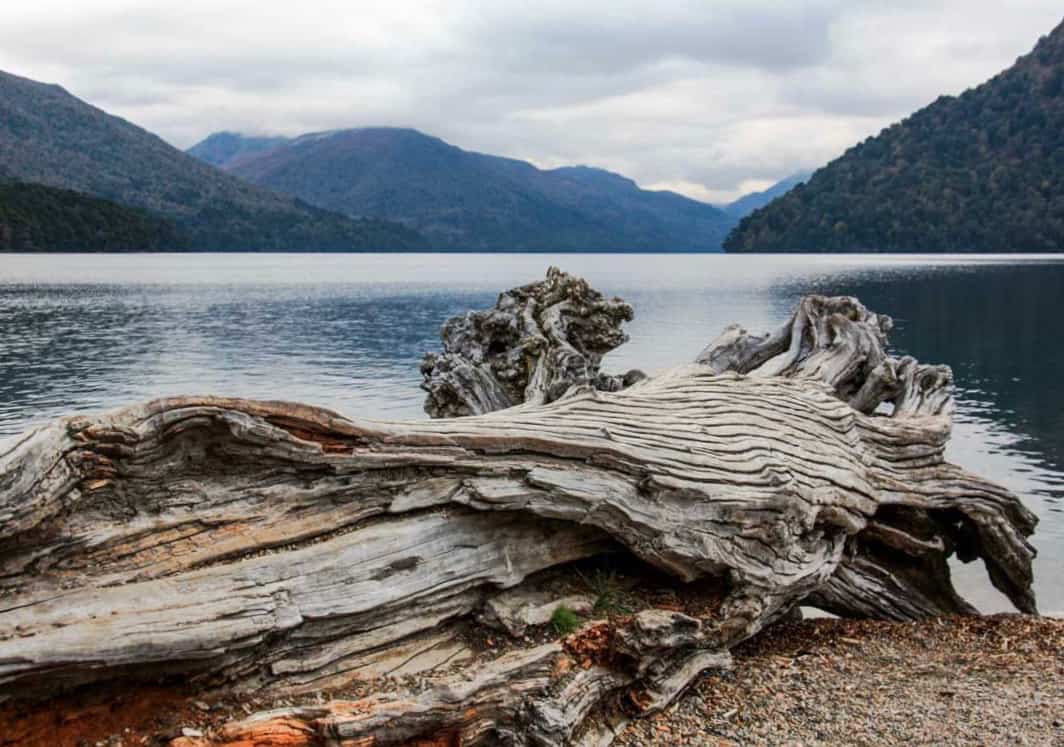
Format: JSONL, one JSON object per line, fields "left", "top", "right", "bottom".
{"left": 420, "top": 266, "right": 644, "bottom": 417}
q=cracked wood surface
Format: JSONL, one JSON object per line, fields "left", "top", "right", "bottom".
{"left": 695, "top": 294, "right": 1037, "bottom": 619}
{"left": 0, "top": 275, "right": 1039, "bottom": 745}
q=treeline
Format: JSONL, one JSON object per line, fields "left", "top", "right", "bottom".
{"left": 177, "top": 198, "right": 427, "bottom": 252}
{"left": 0, "top": 182, "right": 183, "bottom": 252}
{"left": 725, "top": 21, "right": 1064, "bottom": 253}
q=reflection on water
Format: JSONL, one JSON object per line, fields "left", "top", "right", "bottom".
{"left": 1, "top": 253, "right": 1062, "bottom": 613}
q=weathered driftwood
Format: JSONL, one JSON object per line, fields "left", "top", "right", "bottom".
{"left": 695, "top": 295, "right": 1037, "bottom": 619}
{"left": 428, "top": 282, "right": 1037, "bottom": 620}
{"left": 0, "top": 274, "right": 1038, "bottom": 746}
{"left": 420, "top": 266, "right": 645, "bottom": 417}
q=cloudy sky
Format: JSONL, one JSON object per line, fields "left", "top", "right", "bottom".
{"left": 1, "top": 1, "right": 1060, "bottom": 201}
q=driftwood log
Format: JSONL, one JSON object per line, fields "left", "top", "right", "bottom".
{"left": 427, "top": 282, "right": 1037, "bottom": 621}
{"left": 0, "top": 270, "right": 1037, "bottom": 746}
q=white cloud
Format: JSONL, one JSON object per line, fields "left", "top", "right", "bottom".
{"left": 0, "top": 1, "right": 1060, "bottom": 201}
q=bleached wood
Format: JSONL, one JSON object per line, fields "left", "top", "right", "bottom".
{"left": 695, "top": 294, "right": 1037, "bottom": 619}
{"left": 420, "top": 266, "right": 644, "bottom": 417}
{"left": 0, "top": 282, "right": 1038, "bottom": 746}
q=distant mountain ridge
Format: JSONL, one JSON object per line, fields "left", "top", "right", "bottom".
{"left": 725, "top": 19, "right": 1064, "bottom": 253}
{"left": 188, "top": 128, "right": 736, "bottom": 251}
{"left": 0, "top": 67, "right": 826, "bottom": 254}
{"left": 185, "top": 132, "right": 291, "bottom": 169}
{"left": 720, "top": 172, "right": 810, "bottom": 218}
{"left": 0, "top": 70, "right": 424, "bottom": 251}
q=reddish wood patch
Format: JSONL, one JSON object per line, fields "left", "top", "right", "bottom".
{"left": 0, "top": 685, "right": 200, "bottom": 747}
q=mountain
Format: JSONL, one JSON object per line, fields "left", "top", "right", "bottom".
{"left": 722, "top": 172, "right": 810, "bottom": 219}
{"left": 189, "top": 128, "right": 734, "bottom": 251}
{"left": 725, "top": 19, "right": 1064, "bottom": 253}
{"left": 186, "top": 132, "right": 291, "bottom": 169}
{"left": 0, "top": 70, "right": 423, "bottom": 251}
{"left": 0, "top": 182, "right": 180, "bottom": 251}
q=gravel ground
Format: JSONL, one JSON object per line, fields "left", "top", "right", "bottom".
{"left": 616, "top": 614, "right": 1064, "bottom": 746}
{"left": 5, "top": 613, "right": 1060, "bottom": 746}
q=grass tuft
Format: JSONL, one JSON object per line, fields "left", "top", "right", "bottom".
{"left": 550, "top": 604, "right": 583, "bottom": 636}
{"left": 578, "top": 567, "right": 632, "bottom": 615}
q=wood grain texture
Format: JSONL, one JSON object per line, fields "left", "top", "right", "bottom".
{"left": 0, "top": 280, "right": 1038, "bottom": 745}
{"left": 695, "top": 295, "right": 1036, "bottom": 619}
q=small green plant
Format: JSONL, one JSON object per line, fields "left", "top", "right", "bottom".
{"left": 577, "top": 567, "right": 632, "bottom": 615}
{"left": 549, "top": 604, "right": 583, "bottom": 636}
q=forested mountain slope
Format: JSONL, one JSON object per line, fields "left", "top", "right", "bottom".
{"left": 0, "top": 182, "right": 180, "bottom": 252}
{"left": 725, "top": 19, "right": 1064, "bottom": 253}
{"left": 0, "top": 71, "right": 423, "bottom": 251}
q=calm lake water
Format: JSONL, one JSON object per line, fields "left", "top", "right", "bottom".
{"left": 1, "top": 253, "right": 1061, "bottom": 613}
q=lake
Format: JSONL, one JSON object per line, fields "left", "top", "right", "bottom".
{"left": 1, "top": 253, "right": 1061, "bottom": 614}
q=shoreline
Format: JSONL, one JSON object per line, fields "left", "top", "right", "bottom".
{"left": 618, "top": 614, "right": 1064, "bottom": 746}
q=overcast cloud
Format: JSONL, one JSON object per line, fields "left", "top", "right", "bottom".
{"left": 1, "top": 1, "right": 1061, "bottom": 201}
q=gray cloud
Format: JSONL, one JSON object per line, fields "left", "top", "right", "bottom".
{"left": 456, "top": 2, "right": 842, "bottom": 75}
{"left": 1, "top": 1, "right": 1060, "bottom": 201}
